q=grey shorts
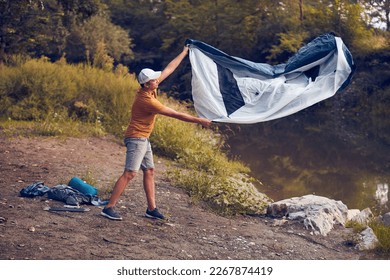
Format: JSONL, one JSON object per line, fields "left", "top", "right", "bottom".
{"left": 124, "top": 138, "right": 154, "bottom": 172}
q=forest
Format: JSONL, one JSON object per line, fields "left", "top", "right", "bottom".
{"left": 0, "top": 1, "right": 388, "bottom": 72}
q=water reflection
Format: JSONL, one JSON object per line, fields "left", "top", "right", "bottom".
{"left": 223, "top": 110, "right": 390, "bottom": 215}
{"left": 375, "top": 183, "right": 389, "bottom": 210}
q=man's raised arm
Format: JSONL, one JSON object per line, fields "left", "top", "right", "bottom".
{"left": 159, "top": 46, "right": 189, "bottom": 83}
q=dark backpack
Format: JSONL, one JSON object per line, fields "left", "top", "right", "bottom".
{"left": 20, "top": 182, "right": 50, "bottom": 198}
{"left": 47, "top": 185, "right": 92, "bottom": 206}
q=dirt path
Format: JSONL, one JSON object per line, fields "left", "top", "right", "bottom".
{"left": 0, "top": 135, "right": 376, "bottom": 260}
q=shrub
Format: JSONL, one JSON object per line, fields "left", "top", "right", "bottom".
{"left": 0, "top": 57, "right": 138, "bottom": 137}
{"left": 168, "top": 168, "right": 271, "bottom": 215}
{"left": 370, "top": 221, "right": 390, "bottom": 254}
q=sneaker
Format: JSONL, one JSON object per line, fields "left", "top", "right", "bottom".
{"left": 101, "top": 207, "right": 122, "bottom": 221}
{"left": 145, "top": 208, "right": 165, "bottom": 220}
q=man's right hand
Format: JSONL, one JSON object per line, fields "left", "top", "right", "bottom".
{"left": 198, "top": 118, "right": 212, "bottom": 128}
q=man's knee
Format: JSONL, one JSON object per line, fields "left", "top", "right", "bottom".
{"left": 123, "top": 170, "right": 137, "bottom": 181}
{"left": 143, "top": 168, "right": 154, "bottom": 176}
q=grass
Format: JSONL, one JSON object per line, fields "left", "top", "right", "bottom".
{"left": 370, "top": 221, "right": 390, "bottom": 255}
{"left": 0, "top": 116, "right": 106, "bottom": 138}
{"left": 345, "top": 218, "right": 390, "bottom": 257}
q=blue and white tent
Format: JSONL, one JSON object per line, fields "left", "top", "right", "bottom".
{"left": 186, "top": 33, "right": 355, "bottom": 124}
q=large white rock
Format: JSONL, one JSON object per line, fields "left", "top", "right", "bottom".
{"left": 266, "top": 194, "right": 349, "bottom": 236}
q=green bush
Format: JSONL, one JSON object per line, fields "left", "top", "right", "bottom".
{"left": 370, "top": 221, "right": 390, "bottom": 254}
{"left": 168, "top": 168, "right": 271, "bottom": 215}
{"left": 0, "top": 57, "right": 137, "bottom": 135}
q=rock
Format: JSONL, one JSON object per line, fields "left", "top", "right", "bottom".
{"left": 356, "top": 227, "right": 379, "bottom": 251}
{"left": 382, "top": 212, "right": 390, "bottom": 226}
{"left": 353, "top": 208, "right": 374, "bottom": 225}
{"left": 349, "top": 208, "right": 373, "bottom": 225}
{"left": 272, "top": 219, "right": 288, "bottom": 226}
{"left": 267, "top": 194, "right": 348, "bottom": 236}
{"left": 267, "top": 203, "right": 288, "bottom": 218}
{"left": 288, "top": 211, "right": 306, "bottom": 220}
{"left": 347, "top": 209, "right": 360, "bottom": 221}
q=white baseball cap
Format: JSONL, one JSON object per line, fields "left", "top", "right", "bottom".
{"left": 137, "top": 68, "right": 162, "bottom": 84}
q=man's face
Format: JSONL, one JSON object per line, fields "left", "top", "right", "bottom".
{"left": 146, "top": 79, "right": 159, "bottom": 90}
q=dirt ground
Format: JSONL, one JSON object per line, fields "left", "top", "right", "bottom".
{"left": 0, "top": 135, "right": 378, "bottom": 260}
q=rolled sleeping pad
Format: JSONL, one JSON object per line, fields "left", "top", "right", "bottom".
{"left": 68, "top": 176, "right": 98, "bottom": 196}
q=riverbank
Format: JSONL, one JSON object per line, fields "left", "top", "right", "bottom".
{"left": 0, "top": 135, "right": 378, "bottom": 260}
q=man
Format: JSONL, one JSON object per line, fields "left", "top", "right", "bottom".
{"left": 101, "top": 46, "right": 211, "bottom": 221}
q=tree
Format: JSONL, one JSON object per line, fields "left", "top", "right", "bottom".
{"left": 58, "top": 0, "right": 105, "bottom": 27}
{"left": 360, "top": 0, "right": 390, "bottom": 30}
{"left": 262, "top": 0, "right": 308, "bottom": 62}
{"left": 93, "top": 40, "right": 114, "bottom": 71}
{"left": 65, "top": 14, "right": 133, "bottom": 63}
{"left": 163, "top": 0, "right": 267, "bottom": 58}
{"left": 28, "top": 0, "right": 69, "bottom": 60}
{"left": 270, "top": 0, "right": 371, "bottom": 55}
{"left": 155, "top": 0, "right": 274, "bottom": 98}
{"left": 0, "top": 0, "right": 47, "bottom": 62}
{"left": 0, "top": 0, "right": 110, "bottom": 62}
{"left": 103, "top": 0, "right": 168, "bottom": 70}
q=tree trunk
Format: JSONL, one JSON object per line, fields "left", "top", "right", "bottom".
{"left": 299, "top": 0, "right": 304, "bottom": 22}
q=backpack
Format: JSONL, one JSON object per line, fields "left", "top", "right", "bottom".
{"left": 20, "top": 182, "right": 50, "bottom": 198}
{"left": 47, "top": 185, "right": 92, "bottom": 206}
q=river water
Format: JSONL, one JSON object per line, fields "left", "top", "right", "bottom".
{"left": 224, "top": 107, "right": 390, "bottom": 215}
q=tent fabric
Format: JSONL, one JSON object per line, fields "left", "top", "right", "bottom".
{"left": 186, "top": 33, "right": 355, "bottom": 124}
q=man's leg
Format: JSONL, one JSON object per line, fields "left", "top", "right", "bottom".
{"left": 101, "top": 170, "right": 137, "bottom": 220}
{"left": 143, "top": 168, "right": 156, "bottom": 211}
{"left": 143, "top": 168, "right": 165, "bottom": 220}
{"left": 106, "top": 170, "right": 137, "bottom": 208}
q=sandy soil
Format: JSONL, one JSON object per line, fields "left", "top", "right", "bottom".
{"left": 0, "top": 135, "right": 377, "bottom": 260}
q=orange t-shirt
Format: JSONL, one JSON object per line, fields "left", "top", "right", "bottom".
{"left": 124, "top": 88, "right": 165, "bottom": 138}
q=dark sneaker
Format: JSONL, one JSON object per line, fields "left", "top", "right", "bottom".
{"left": 145, "top": 208, "right": 165, "bottom": 220}
{"left": 101, "top": 207, "right": 122, "bottom": 221}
